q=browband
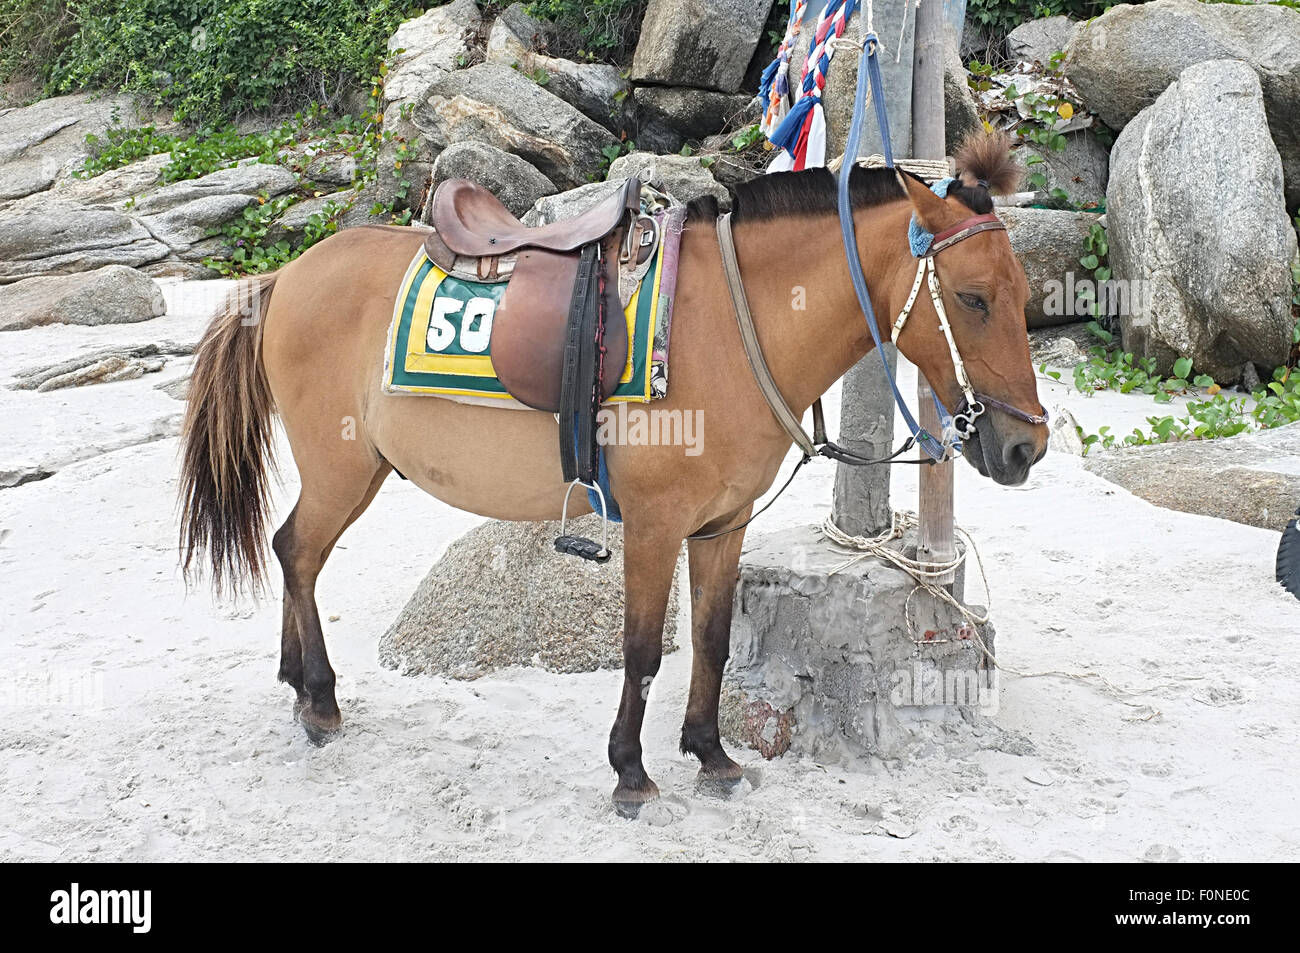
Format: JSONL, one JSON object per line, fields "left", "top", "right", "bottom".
{"left": 925, "top": 213, "right": 1005, "bottom": 256}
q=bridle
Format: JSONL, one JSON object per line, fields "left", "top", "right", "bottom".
{"left": 891, "top": 211, "right": 1050, "bottom": 443}
{"left": 712, "top": 207, "right": 1046, "bottom": 477}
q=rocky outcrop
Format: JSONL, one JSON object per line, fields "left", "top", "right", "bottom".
{"left": 0, "top": 93, "right": 146, "bottom": 204}
{"left": 0, "top": 266, "right": 165, "bottom": 332}
{"left": 631, "top": 0, "right": 775, "bottom": 93}
{"left": 428, "top": 141, "right": 556, "bottom": 218}
{"left": 999, "top": 207, "right": 1101, "bottom": 329}
{"left": 1006, "top": 15, "right": 1078, "bottom": 66}
{"left": 607, "top": 151, "right": 728, "bottom": 208}
{"left": 0, "top": 158, "right": 300, "bottom": 283}
{"left": 486, "top": 11, "right": 632, "bottom": 134}
{"left": 409, "top": 63, "right": 618, "bottom": 190}
{"left": 378, "top": 516, "right": 682, "bottom": 678}
{"left": 1107, "top": 59, "right": 1296, "bottom": 380}
{"left": 1063, "top": 0, "right": 1300, "bottom": 208}
{"left": 0, "top": 204, "right": 170, "bottom": 283}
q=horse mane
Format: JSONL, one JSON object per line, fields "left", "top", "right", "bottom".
{"left": 686, "top": 165, "right": 906, "bottom": 223}
{"left": 688, "top": 132, "right": 1021, "bottom": 223}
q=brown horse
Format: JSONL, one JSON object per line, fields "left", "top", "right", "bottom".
{"left": 179, "top": 136, "right": 1046, "bottom": 814}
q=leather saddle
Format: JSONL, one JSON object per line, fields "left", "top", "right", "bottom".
{"left": 423, "top": 176, "right": 649, "bottom": 493}
{"left": 430, "top": 175, "right": 641, "bottom": 258}
{"left": 423, "top": 178, "right": 646, "bottom": 415}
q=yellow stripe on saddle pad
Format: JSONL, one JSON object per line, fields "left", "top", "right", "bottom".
{"left": 382, "top": 242, "right": 665, "bottom": 406}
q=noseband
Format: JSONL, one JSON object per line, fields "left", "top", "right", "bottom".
{"left": 893, "top": 212, "right": 1049, "bottom": 440}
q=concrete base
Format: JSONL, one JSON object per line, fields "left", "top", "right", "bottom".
{"left": 722, "top": 524, "right": 999, "bottom": 763}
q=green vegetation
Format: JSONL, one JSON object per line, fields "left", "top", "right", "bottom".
{"left": 525, "top": 0, "right": 646, "bottom": 61}
{"left": 3, "top": 0, "right": 433, "bottom": 123}
{"left": 965, "top": 0, "right": 1115, "bottom": 38}
{"left": 1062, "top": 320, "right": 1300, "bottom": 453}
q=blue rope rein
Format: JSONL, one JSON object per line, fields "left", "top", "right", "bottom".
{"left": 836, "top": 33, "right": 956, "bottom": 463}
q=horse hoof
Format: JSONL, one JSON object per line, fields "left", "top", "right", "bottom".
{"left": 695, "top": 762, "right": 750, "bottom": 800}
{"left": 298, "top": 708, "right": 343, "bottom": 747}
{"left": 612, "top": 781, "right": 660, "bottom": 819}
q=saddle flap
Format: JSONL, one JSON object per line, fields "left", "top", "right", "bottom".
{"left": 489, "top": 236, "right": 628, "bottom": 413}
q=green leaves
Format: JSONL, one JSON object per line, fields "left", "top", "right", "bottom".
{"left": 43, "top": 0, "right": 418, "bottom": 125}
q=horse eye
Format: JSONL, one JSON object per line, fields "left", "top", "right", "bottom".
{"left": 958, "top": 293, "right": 987, "bottom": 313}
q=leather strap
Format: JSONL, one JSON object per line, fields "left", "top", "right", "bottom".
{"left": 926, "top": 215, "right": 1005, "bottom": 255}
{"left": 716, "top": 213, "right": 817, "bottom": 458}
{"left": 559, "top": 244, "right": 602, "bottom": 483}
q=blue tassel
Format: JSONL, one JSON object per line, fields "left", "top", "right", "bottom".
{"left": 769, "top": 93, "right": 816, "bottom": 154}
{"left": 759, "top": 57, "right": 780, "bottom": 104}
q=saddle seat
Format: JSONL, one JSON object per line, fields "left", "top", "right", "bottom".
{"left": 430, "top": 176, "right": 642, "bottom": 258}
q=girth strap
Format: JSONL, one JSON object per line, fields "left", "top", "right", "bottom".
{"left": 558, "top": 243, "right": 603, "bottom": 484}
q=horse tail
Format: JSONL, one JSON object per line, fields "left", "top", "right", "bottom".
{"left": 178, "top": 273, "right": 279, "bottom": 595}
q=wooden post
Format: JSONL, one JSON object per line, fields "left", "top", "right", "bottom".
{"left": 831, "top": 348, "right": 897, "bottom": 537}
{"left": 911, "top": 0, "right": 955, "bottom": 586}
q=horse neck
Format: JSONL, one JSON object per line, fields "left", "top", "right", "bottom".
{"left": 732, "top": 201, "right": 914, "bottom": 415}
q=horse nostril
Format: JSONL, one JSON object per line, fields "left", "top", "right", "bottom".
{"left": 1006, "top": 440, "right": 1036, "bottom": 471}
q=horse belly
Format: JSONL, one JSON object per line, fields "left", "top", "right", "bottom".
{"left": 370, "top": 395, "right": 588, "bottom": 522}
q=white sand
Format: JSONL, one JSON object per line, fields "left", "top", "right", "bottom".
{"left": 1, "top": 280, "right": 1296, "bottom": 861}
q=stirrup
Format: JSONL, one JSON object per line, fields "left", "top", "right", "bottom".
{"left": 554, "top": 479, "right": 612, "bottom": 563}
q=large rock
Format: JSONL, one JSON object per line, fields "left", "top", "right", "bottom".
{"left": 0, "top": 266, "right": 165, "bottom": 332}
{"left": 1084, "top": 422, "right": 1300, "bottom": 531}
{"left": 132, "top": 161, "right": 300, "bottom": 249}
{"left": 0, "top": 93, "right": 143, "bottom": 203}
{"left": 429, "top": 141, "right": 556, "bottom": 218}
{"left": 1107, "top": 59, "right": 1296, "bottom": 380}
{"left": 632, "top": 0, "right": 776, "bottom": 93}
{"left": 1006, "top": 15, "right": 1079, "bottom": 66}
{"left": 999, "top": 207, "right": 1102, "bottom": 329}
{"left": 378, "top": 516, "right": 682, "bottom": 679}
{"left": 1016, "top": 128, "right": 1109, "bottom": 209}
{"left": 384, "top": 0, "right": 482, "bottom": 104}
{"left": 944, "top": 40, "right": 983, "bottom": 156}
{"left": 42, "top": 153, "right": 171, "bottom": 209}
{"left": 633, "top": 86, "right": 756, "bottom": 154}
{"left": 522, "top": 180, "right": 625, "bottom": 226}
{"left": 1063, "top": 0, "right": 1300, "bottom": 208}
{"left": 486, "top": 14, "right": 632, "bottom": 134}
{"left": 0, "top": 202, "right": 169, "bottom": 282}
{"left": 607, "top": 151, "right": 728, "bottom": 207}
{"left": 409, "top": 63, "right": 618, "bottom": 189}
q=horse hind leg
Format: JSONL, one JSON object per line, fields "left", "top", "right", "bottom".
{"left": 273, "top": 463, "right": 389, "bottom": 745}
{"left": 278, "top": 593, "right": 306, "bottom": 716}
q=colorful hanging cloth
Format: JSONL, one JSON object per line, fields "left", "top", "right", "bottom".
{"left": 764, "top": 0, "right": 859, "bottom": 172}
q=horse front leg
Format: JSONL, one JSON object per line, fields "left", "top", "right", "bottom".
{"left": 608, "top": 524, "right": 683, "bottom": 818}
{"left": 680, "top": 517, "right": 748, "bottom": 792}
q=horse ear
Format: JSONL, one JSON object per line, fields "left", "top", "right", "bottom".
{"left": 895, "top": 171, "right": 960, "bottom": 235}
